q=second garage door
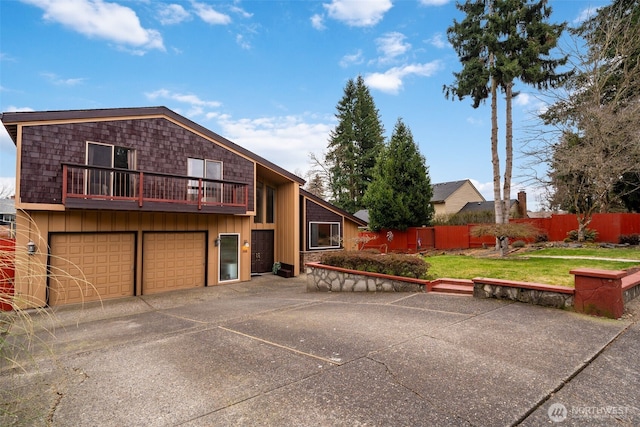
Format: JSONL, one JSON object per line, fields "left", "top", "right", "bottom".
{"left": 142, "top": 232, "right": 206, "bottom": 295}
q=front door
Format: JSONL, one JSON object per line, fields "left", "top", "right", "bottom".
{"left": 251, "top": 230, "right": 274, "bottom": 274}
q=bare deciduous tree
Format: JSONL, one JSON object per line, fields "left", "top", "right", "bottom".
{"left": 524, "top": 0, "right": 640, "bottom": 241}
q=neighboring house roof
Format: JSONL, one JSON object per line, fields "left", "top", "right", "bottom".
{"left": 1, "top": 106, "right": 305, "bottom": 186}
{"left": 431, "top": 180, "right": 474, "bottom": 203}
{"left": 0, "top": 198, "right": 16, "bottom": 216}
{"left": 353, "top": 209, "right": 369, "bottom": 224}
{"left": 300, "top": 189, "right": 368, "bottom": 227}
{"left": 459, "top": 199, "right": 518, "bottom": 214}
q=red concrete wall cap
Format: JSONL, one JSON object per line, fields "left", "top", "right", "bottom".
{"left": 569, "top": 268, "right": 627, "bottom": 280}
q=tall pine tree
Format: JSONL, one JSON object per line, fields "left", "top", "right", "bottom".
{"left": 445, "top": 0, "right": 567, "bottom": 255}
{"left": 325, "top": 76, "right": 385, "bottom": 213}
{"left": 363, "top": 119, "right": 433, "bottom": 231}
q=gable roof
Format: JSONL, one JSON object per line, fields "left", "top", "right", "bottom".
{"left": 353, "top": 209, "right": 369, "bottom": 223}
{"left": 300, "top": 189, "right": 368, "bottom": 227}
{"left": 459, "top": 199, "right": 517, "bottom": 213}
{"left": 431, "top": 180, "right": 474, "bottom": 203}
{"left": 0, "top": 198, "right": 16, "bottom": 216}
{"left": 1, "top": 106, "right": 305, "bottom": 186}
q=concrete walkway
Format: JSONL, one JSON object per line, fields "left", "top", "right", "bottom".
{"left": 1, "top": 274, "right": 639, "bottom": 426}
{"left": 523, "top": 255, "right": 640, "bottom": 263}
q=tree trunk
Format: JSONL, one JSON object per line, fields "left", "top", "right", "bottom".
{"left": 577, "top": 214, "right": 592, "bottom": 242}
{"left": 490, "top": 70, "right": 502, "bottom": 252}
{"left": 500, "top": 81, "right": 514, "bottom": 256}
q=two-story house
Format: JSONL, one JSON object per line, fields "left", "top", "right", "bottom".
{"left": 2, "top": 107, "right": 365, "bottom": 308}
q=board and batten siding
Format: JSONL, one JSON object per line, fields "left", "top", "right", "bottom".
{"left": 14, "top": 209, "right": 251, "bottom": 309}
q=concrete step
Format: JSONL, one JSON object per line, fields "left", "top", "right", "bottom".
{"left": 430, "top": 278, "right": 474, "bottom": 295}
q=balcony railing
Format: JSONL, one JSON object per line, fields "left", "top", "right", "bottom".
{"left": 62, "top": 163, "right": 248, "bottom": 212}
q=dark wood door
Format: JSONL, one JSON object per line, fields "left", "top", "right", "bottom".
{"left": 251, "top": 230, "right": 274, "bottom": 274}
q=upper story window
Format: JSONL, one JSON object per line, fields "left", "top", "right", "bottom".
{"left": 254, "top": 182, "right": 275, "bottom": 224}
{"left": 266, "top": 185, "right": 275, "bottom": 223}
{"left": 188, "top": 158, "right": 223, "bottom": 202}
{"left": 86, "top": 142, "right": 136, "bottom": 196}
{"left": 309, "top": 222, "right": 341, "bottom": 249}
{"left": 254, "top": 181, "right": 264, "bottom": 223}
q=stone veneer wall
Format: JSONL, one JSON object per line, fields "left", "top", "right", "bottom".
{"left": 473, "top": 282, "right": 574, "bottom": 309}
{"left": 306, "top": 263, "right": 425, "bottom": 292}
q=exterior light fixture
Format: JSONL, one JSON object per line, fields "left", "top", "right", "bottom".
{"left": 243, "top": 240, "right": 249, "bottom": 248}
{"left": 214, "top": 237, "right": 221, "bottom": 247}
{"left": 27, "top": 240, "right": 37, "bottom": 255}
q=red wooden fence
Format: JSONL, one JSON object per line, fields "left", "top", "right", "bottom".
{"left": 0, "top": 238, "right": 15, "bottom": 311}
{"left": 360, "top": 213, "right": 640, "bottom": 252}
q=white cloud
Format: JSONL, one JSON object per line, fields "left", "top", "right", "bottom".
{"left": 157, "top": 3, "right": 191, "bottom": 25}
{"left": 4, "top": 106, "right": 35, "bottom": 113}
{"left": 41, "top": 72, "right": 85, "bottom": 86}
{"left": 574, "top": 6, "right": 599, "bottom": 24}
{"left": 236, "top": 34, "right": 251, "bottom": 50}
{"left": 310, "top": 14, "right": 325, "bottom": 30}
{"left": 229, "top": 5, "right": 253, "bottom": 19}
{"left": 426, "top": 33, "right": 447, "bottom": 49}
{"left": 22, "top": 0, "right": 165, "bottom": 52}
{"left": 192, "top": 1, "right": 232, "bottom": 25}
{"left": 466, "top": 117, "right": 483, "bottom": 126}
{"left": 419, "top": 0, "right": 450, "bottom": 6}
{"left": 215, "top": 114, "right": 334, "bottom": 176}
{"left": 145, "top": 89, "right": 222, "bottom": 109}
{"left": 365, "top": 61, "right": 442, "bottom": 94}
{"left": 514, "top": 92, "right": 531, "bottom": 107}
{"left": 323, "top": 0, "right": 392, "bottom": 27}
{"left": 375, "top": 32, "right": 410, "bottom": 63}
{"left": 339, "top": 50, "right": 363, "bottom": 68}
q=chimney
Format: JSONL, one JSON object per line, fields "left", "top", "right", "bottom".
{"left": 517, "top": 191, "right": 527, "bottom": 217}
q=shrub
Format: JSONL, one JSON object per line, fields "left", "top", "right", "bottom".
{"left": 512, "top": 240, "right": 526, "bottom": 248}
{"left": 534, "top": 233, "right": 549, "bottom": 243}
{"left": 320, "top": 251, "right": 430, "bottom": 279}
{"left": 619, "top": 234, "right": 640, "bottom": 245}
{"left": 565, "top": 228, "right": 598, "bottom": 243}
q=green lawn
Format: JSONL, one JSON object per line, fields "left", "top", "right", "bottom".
{"left": 424, "top": 247, "right": 640, "bottom": 287}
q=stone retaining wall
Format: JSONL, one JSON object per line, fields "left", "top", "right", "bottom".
{"left": 473, "top": 280, "right": 574, "bottom": 309}
{"left": 306, "top": 263, "right": 425, "bottom": 292}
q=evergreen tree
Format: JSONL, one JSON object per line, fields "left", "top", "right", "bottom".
{"left": 444, "top": 0, "right": 567, "bottom": 255}
{"left": 325, "top": 76, "right": 385, "bottom": 213}
{"left": 363, "top": 119, "right": 433, "bottom": 231}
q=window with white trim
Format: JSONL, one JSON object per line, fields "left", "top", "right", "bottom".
{"left": 188, "top": 158, "right": 223, "bottom": 202}
{"left": 309, "top": 222, "right": 341, "bottom": 249}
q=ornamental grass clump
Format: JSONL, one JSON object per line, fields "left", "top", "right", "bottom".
{"left": 320, "top": 250, "right": 430, "bottom": 279}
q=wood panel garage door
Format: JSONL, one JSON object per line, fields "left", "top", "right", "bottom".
{"left": 142, "top": 232, "right": 206, "bottom": 295}
{"left": 50, "top": 233, "right": 135, "bottom": 306}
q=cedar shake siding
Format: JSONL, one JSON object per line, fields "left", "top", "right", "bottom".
{"left": 19, "top": 118, "right": 255, "bottom": 208}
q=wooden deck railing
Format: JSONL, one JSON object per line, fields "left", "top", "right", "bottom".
{"left": 62, "top": 163, "right": 248, "bottom": 211}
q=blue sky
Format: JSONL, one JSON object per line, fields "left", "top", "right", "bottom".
{"left": 0, "top": 0, "right": 606, "bottom": 208}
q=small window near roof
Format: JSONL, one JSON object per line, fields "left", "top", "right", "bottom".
{"left": 309, "top": 222, "right": 341, "bottom": 249}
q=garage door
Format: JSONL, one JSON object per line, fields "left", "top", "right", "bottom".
{"left": 50, "top": 233, "right": 135, "bottom": 306}
{"left": 142, "top": 232, "right": 206, "bottom": 295}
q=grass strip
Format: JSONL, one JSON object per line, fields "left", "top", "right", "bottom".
{"left": 425, "top": 254, "right": 637, "bottom": 287}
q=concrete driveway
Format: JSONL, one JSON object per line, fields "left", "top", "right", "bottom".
{"left": 1, "top": 274, "right": 638, "bottom": 426}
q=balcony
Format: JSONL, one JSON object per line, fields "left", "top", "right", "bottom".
{"left": 62, "top": 163, "right": 249, "bottom": 214}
